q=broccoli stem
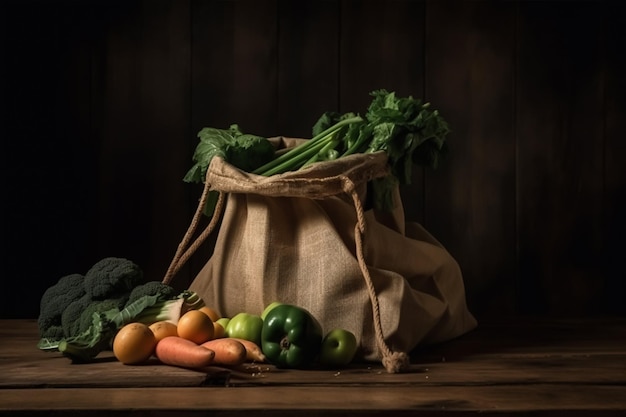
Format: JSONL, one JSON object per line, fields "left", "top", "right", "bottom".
{"left": 252, "top": 116, "right": 363, "bottom": 176}
{"left": 57, "top": 313, "right": 118, "bottom": 363}
{"left": 131, "top": 299, "right": 185, "bottom": 325}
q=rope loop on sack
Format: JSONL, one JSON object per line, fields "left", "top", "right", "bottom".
{"left": 345, "top": 177, "right": 410, "bottom": 373}
{"left": 162, "top": 177, "right": 226, "bottom": 286}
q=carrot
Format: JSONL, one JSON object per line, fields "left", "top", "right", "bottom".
{"left": 228, "top": 338, "right": 266, "bottom": 363}
{"left": 201, "top": 338, "right": 247, "bottom": 366}
{"left": 155, "top": 336, "right": 215, "bottom": 369}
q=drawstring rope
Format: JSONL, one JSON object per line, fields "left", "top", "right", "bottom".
{"left": 162, "top": 178, "right": 225, "bottom": 285}
{"left": 344, "top": 178, "right": 410, "bottom": 373}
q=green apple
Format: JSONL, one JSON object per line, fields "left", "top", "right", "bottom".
{"left": 216, "top": 317, "right": 230, "bottom": 335}
{"left": 225, "top": 312, "right": 263, "bottom": 346}
{"left": 260, "top": 301, "right": 283, "bottom": 320}
{"left": 319, "top": 328, "right": 358, "bottom": 367}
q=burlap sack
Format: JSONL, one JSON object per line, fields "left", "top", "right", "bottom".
{"left": 163, "top": 137, "right": 477, "bottom": 373}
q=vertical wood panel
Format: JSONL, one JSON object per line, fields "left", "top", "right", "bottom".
{"left": 277, "top": 0, "right": 340, "bottom": 138}
{"left": 95, "top": 0, "right": 191, "bottom": 288}
{"left": 191, "top": 0, "right": 278, "bottom": 137}
{"left": 603, "top": 1, "right": 626, "bottom": 314}
{"left": 425, "top": 1, "right": 517, "bottom": 318}
{"left": 2, "top": 1, "right": 99, "bottom": 318}
{"left": 136, "top": 0, "right": 192, "bottom": 287}
{"left": 339, "top": 0, "right": 426, "bottom": 223}
{"left": 187, "top": 0, "right": 279, "bottom": 284}
{"left": 95, "top": 0, "right": 143, "bottom": 272}
{"left": 516, "top": 2, "right": 605, "bottom": 315}
{"left": 3, "top": 0, "right": 626, "bottom": 320}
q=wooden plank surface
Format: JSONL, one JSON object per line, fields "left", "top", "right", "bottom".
{"left": 2, "top": 385, "right": 626, "bottom": 417}
{"left": 0, "top": 356, "right": 230, "bottom": 389}
{"left": 0, "top": 320, "right": 230, "bottom": 388}
{"left": 1, "top": 318, "right": 626, "bottom": 416}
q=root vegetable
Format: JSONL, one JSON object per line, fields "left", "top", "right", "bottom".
{"left": 229, "top": 338, "right": 266, "bottom": 362}
{"left": 155, "top": 336, "right": 215, "bottom": 368}
{"left": 201, "top": 338, "right": 247, "bottom": 366}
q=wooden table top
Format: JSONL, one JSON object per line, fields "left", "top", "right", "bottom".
{"left": 1, "top": 317, "right": 625, "bottom": 416}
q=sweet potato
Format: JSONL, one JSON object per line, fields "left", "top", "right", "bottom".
{"left": 155, "top": 336, "right": 215, "bottom": 368}
{"left": 228, "top": 338, "right": 266, "bottom": 362}
{"left": 201, "top": 338, "right": 247, "bottom": 366}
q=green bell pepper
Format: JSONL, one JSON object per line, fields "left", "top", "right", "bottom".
{"left": 261, "top": 304, "right": 323, "bottom": 368}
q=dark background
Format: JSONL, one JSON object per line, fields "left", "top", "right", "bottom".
{"left": 1, "top": 0, "right": 624, "bottom": 321}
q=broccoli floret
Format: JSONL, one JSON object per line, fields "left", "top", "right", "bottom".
{"left": 61, "top": 293, "right": 129, "bottom": 338}
{"left": 64, "top": 281, "right": 169, "bottom": 338}
{"left": 126, "top": 281, "right": 177, "bottom": 305}
{"left": 73, "top": 299, "right": 124, "bottom": 338}
{"left": 38, "top": 273, "right": 86, "bottom": 340}
{"left": 83, "top": 257, "right": 143, "bottom": 300}
{"left": 59, "top": 257, "right": 140, "bottom": 338}
{"left": 60, "top": 294, "right": 91, "bottom": 338}
{"left": 57, "top": 310, "right": 119, "bottom": 363}
{"left": 122, "top": 281, "right": 192, "bottom": 325}
{"left": 37, "top": 257, "right": 143, "bottom": 350}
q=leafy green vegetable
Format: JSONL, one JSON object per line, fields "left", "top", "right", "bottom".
{"left": 364, "top": 90, "right": 450, "bottom": 184}
{"left": 253, "top": 89, "right": 450, "bottom": 210}
{"left": 183, "top": 124, "right": 275, "bottom": 183}
{"left": 186, "top": 90, "right": 450, "bottom": 213}
{"left": 55, "top": 306, "right": 120, "bottom": 362}
{"left": 37, "top": 257, "right": 143, "bottom": 343}
{"left": 183, "top": 124, "right": 275, "bottom": 216}
{"left": 251, "top": 114, "right": 364, "bottom": 176}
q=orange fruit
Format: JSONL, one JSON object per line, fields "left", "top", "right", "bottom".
{"left": 213, "top": 321, "right": 226, "bottom": 339}
{"left": 149, "top": 321, "right": 178, "bottom": 342}
{"left": 113, "top": 322, "right": 157, "bottom": 365}
{"left": 177, "top": 310, "right": 214, "bottom": 344}
{"left": 198, "top": 306, "right": 221, "bottom": 322}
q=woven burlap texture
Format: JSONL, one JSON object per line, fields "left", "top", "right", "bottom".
{"left": 163, "top": 137, "right": 477, "bottom": 373}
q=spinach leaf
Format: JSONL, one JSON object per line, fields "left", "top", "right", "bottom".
{"left": 184, "top": 124, "right": 274, "bottom": 184}
{"left": 183, "top": 124, "right": 275, "bottom": 217}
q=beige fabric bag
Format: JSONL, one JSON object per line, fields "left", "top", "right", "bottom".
{"left": 163, "top": 137, "right": 477, "bottom": 373}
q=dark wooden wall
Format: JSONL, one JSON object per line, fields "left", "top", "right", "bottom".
{"left": 2, "top": 0, "right": 624, "bottom": 321}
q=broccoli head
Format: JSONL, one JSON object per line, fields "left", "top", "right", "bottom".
{"left": 83, "top": 257, "right": 143, "bottom": 300}
{"left": 38, "top": 273, "right": 86, "bottom": 339}
{"left": 126, "top": 281, "right": 177, "bottom": 306}
{"left": 61, "top": 293, "right": 130, "bottom": 339}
